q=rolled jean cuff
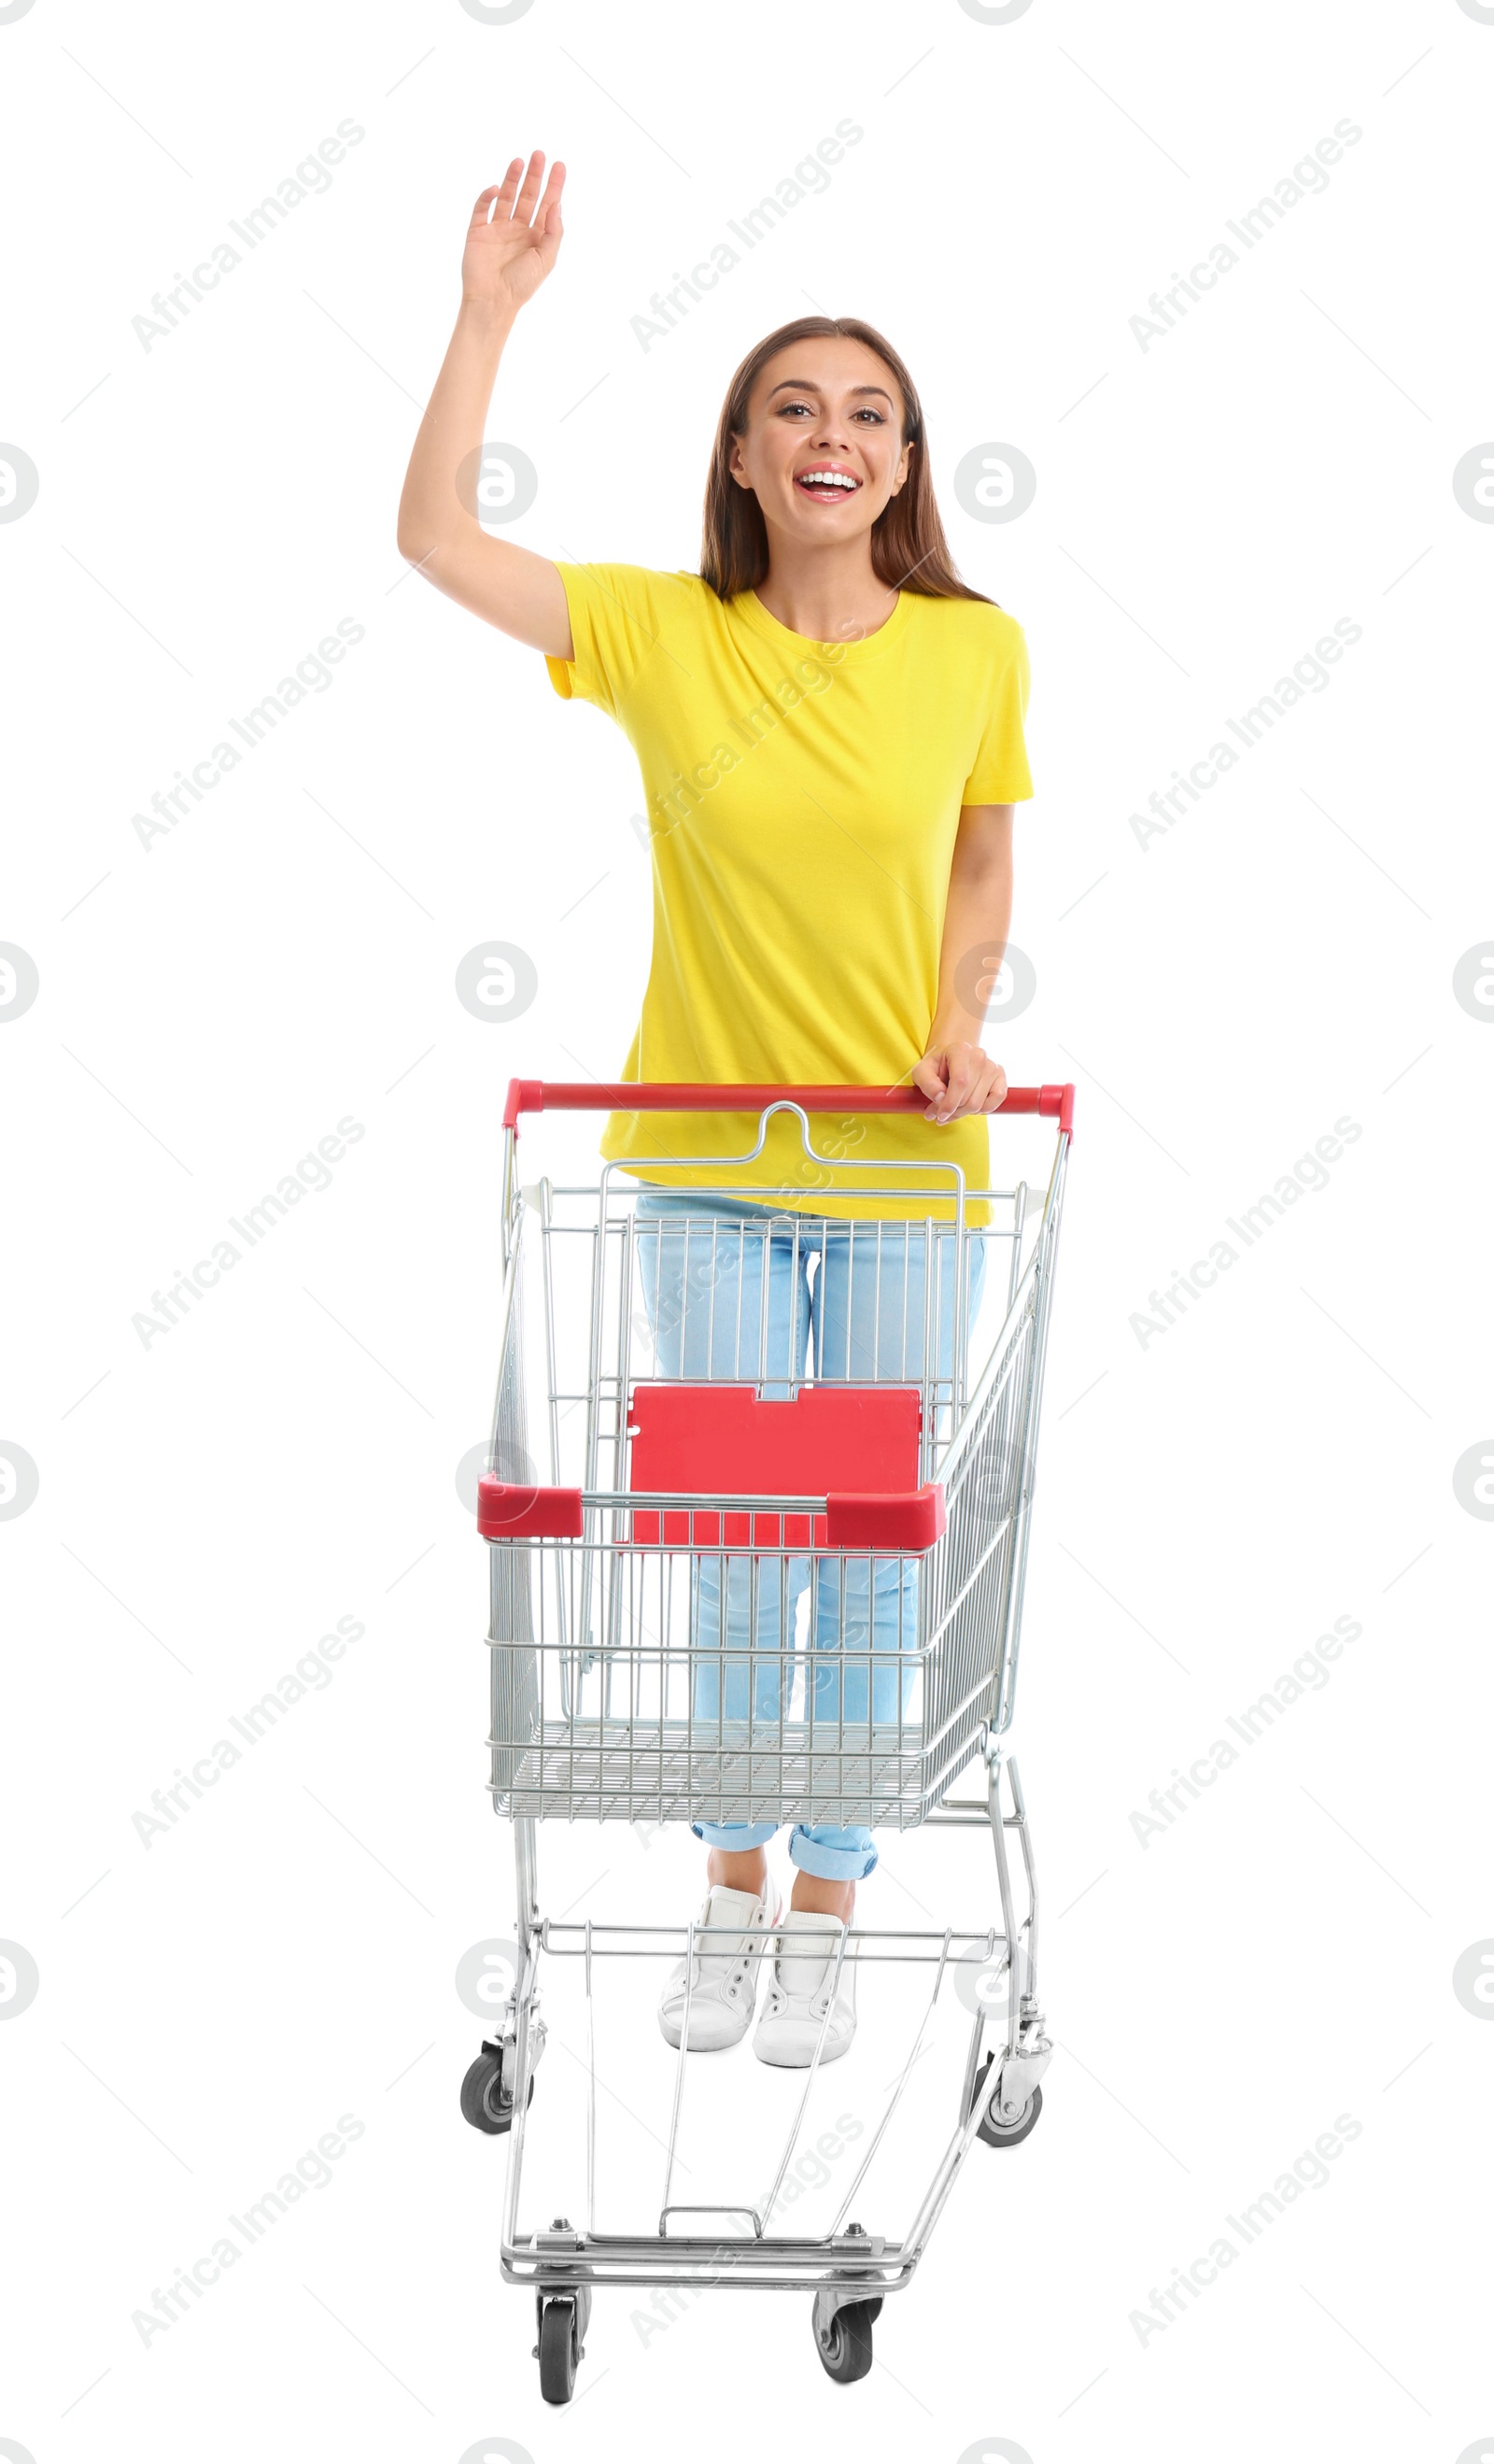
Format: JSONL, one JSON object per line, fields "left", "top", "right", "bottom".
{"left": 690, "top": 1820, "right": 779, "bottom": 1850}
{"left": 789, "top": 1824, "right": 879, "bottom": 1882}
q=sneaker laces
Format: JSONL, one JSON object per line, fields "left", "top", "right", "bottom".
{"left": 674, "top": 1890, "right": 764, "bottom": 1996}
{"left": 775, "top": 1915, "right": 844, "bottom": 2002}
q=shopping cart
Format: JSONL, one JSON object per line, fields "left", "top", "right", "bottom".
{"left": 463, "top": 1079, "right": 1075, "bottom": 2400}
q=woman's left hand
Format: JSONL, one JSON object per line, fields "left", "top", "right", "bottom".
{"left": 912, "top": 1039, "right": 1008, "bottom": 1126}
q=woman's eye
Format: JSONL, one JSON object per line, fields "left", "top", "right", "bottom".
{"left": 777, "top": 404, "right": 881, "bottom": 423}
{"left": 775, "top": 400, "right": 884, "bottom": 422}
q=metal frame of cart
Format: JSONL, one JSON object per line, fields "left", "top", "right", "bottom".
{"left": 462, "top": 1078, "right": 1075, "bottom": 2400}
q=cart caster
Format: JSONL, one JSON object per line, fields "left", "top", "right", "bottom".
{"left": 811, "top": 2291, "right": 876, "bottom": 2385}
{"left": 970, "top": 2055, "right": 1043, "bottom": 2147}
{"left": 534, "top": 2288, "right": 590, "bottom": 2405}
{"left": 459, "top": 2048, "right": 535, "bottom": 2136}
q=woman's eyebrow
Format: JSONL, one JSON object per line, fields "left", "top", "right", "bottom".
{"left": 765, "top": 377, "right": 896, "bottom": 405}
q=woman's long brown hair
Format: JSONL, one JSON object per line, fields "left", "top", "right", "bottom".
{"left": 699, "top": 315, "right": 994, "bottom": 607}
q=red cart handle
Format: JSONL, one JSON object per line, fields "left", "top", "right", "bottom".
{"left": 503, "top": 1079, "right": 1076, "bottom": 1138}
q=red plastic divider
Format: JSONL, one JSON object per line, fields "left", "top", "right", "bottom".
{"left": 627, "top": 1381, "right": 926, "bottom": 1550}
{"left": 476, "top": 1481, "right": 583, "bottom": 1540}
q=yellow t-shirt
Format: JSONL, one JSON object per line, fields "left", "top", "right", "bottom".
{"left": 544, "top": 564, "right": 1034, "bottom": 1219}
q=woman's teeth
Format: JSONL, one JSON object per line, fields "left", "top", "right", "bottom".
{"left": 796, "top": 471, "right": 860, "bottom": 498}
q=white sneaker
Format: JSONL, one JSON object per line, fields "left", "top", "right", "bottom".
{"left": 657, "top": 1880, "right": 782, "bottom": 2051}
{"left": 752, "top": 1910, "right": 858, "bottom": 2067}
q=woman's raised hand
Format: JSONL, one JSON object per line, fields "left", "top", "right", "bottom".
{"left": 462, "top": 152, "right": 565, "bottom": 319}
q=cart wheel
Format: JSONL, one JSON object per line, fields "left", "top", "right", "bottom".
{"left": 970, "top": 2055, "right": 1043, "bottom": 2148}
{"left": 459, "top": 2049, "right": 535, "bottom": 2135}
{"left": 813, "top": 2297, "right": 876, "bottom": 2385}
{"left": 537, "top": 2295, "right": 583, "bottom": 2404}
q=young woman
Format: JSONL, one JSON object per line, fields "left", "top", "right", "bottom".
{"left": 399, "top": 152, "right": 1034, "bottom": 2070}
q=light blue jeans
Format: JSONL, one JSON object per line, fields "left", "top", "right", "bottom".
{"left": 634, "top": 1188, "right": 984, "bottom": 1882}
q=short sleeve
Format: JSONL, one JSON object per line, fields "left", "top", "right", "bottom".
{"left": 961, "top": 618, "right": 1034, "bottom": 805}
{"left": 543, "top": 562, "right": 679, "bottom": 719}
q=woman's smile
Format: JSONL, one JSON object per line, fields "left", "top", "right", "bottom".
{"left": 793, "top": 460, "right": 864, "bottom": 503}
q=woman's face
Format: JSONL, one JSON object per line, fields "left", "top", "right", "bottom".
{"left": 728, "top": 336, "right": 912, "bottom": 553}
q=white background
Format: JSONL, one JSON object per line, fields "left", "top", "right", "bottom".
{"left": 3, "top": 0, "right": 1492, "bottom": 2457}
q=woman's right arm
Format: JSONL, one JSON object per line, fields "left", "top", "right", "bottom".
{"left": 396, "top": 152, "right": 572, "bottom": 658}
